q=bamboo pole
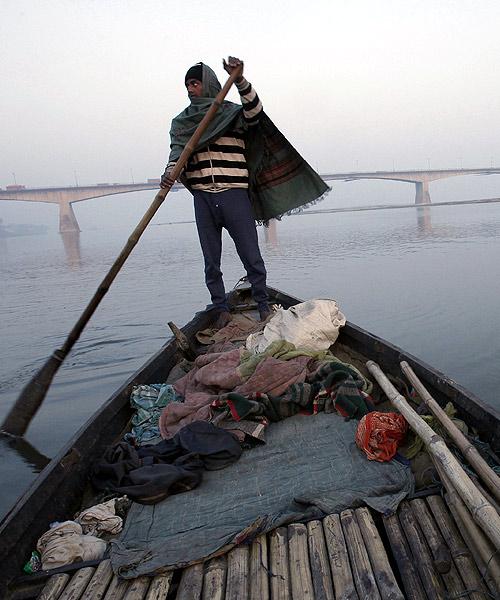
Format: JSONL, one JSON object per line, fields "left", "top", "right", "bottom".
{"left": 322, "top": 513, "right": 359, "bottom": 600}
{"left": 355, "top": 507, "right": 404, "bottom": 600}
{"left": 307, "top": 520, "right": 335, "bottom": 600}
{"left": 383, "top": 514, "right": 427, "bottom": 600}
{"left": 409, "top": 498, "right": 451, "bottom": 573}
{"left": 400, "top": 360, "right": 500, "bottom": 503}
{"left": 366, "top": 360, "right": 500, "bottom": 550}
{"left": 426, "top": 494, "right": 489, "bottom": 600}
{"left": 269, "top": 527, "right": 291, "bottom": 600}
{"left": 1, "top": 63, "right": 243, "bottom": 437}
{"left": 397, "top": 501, "right": 446, "bottom": 600}
{"left": 340, "top": 509, "right": 381, "bottom": 600}
{"left": 470, "top": 473, "right": 500, "bottom": 514}
{"left": 434, "top": 459, "right": 500, "bottom": 593}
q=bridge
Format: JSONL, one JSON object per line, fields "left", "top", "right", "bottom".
{"left": 0, "top": 182, "right": 180, "bottom": 232}
{"left": 321, "top": 167, "right": 500, "bottom": 204}
{"left": 1, "top": 167, "right": 500, "bottom": 232}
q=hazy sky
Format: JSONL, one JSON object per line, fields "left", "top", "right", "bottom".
{"left": 2, "top": 0, "right": 500, "bottom": 188}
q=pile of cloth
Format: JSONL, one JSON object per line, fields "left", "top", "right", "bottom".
{"left": 92, "top": 421, "right": 242, "bottom": 504}
{"left": 96, "top": 299, "right": 412, "bottom": 505}
{"left": 35, "top": 498, "right": 126, "bottom": 571}
{"left": 159, "top": 334, "right": 373, "bottom": 443}
{"left": 90, "top": 298, "right": 415, "bottom": 578}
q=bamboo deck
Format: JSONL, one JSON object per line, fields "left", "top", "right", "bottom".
{"left": 29, "top": 495, "right": 492, "bottom": 600}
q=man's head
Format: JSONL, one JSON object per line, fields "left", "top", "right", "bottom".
{"left": 184, "top": 63, "right": 221, "bottom": 100}
{"left": 185, "top": 63, "right": 203, "bottom": 98}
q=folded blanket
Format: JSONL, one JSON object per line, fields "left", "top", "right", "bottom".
{"left": 213, "top": 360, "right": 374, "bottom": 423}
{"left": 160, "top": 345, "right": 320, "bottom": 439}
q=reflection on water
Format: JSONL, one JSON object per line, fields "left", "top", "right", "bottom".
{"left": 416, "top": 206, "right": 432, "bottom": 233}
{"left": 264, "top": 219, "right": 278, "bottom": 247}
{"left": 0, "top": 433, "right": 50, "bottom": 473}
{"left": 60, "top": 231, "right": 82, "bottom": 268}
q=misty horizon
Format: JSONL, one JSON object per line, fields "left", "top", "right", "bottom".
{"left": 2, "top": 0, "right": 500, "bottom": 190}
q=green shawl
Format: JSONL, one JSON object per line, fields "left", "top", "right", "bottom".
{"left": 169, "top": 63, "right": 329, "bottom": 223}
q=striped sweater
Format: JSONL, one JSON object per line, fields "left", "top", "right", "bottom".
{"left": 169, "top": 77, "right": 263, "bottom": 192}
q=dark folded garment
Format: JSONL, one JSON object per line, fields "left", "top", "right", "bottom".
{"left": 139, "top": 420, "right": 243, "bottom": 470}
{"left": 92, "top": 421, "right": 242, "bottom": 504}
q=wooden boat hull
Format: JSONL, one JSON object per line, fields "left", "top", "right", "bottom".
{"left": 1, "top": 286, "right": 498, "bottom": 594}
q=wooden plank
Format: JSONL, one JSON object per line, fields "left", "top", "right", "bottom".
{"left": 398, "top": 501, "right": 446, "bottom": 600}
{"left": 269, "top": 527, "right": 290, "bottom": 600}
{"left": 122, "top": 576, "right": 150, "bottom": 600}
{"left": 322, "top": 513, "right": 358, "bottom": 600}
{"left": 176, "top": 563, "right": 204, "bottom": 600}
{"left": 383, "top": 514, "right": 426, "bottom": 600}
{"left": 445, "top": 492, "right": 500, "bottom": 598}
{"left": 226, "top": 545, "right": 249, "bottom": 600}
{"left": 444, "top": 476, "right": 500, "bottom": 585}
{"left": 58, "top": 567, "right": 95, "bottom": 600}
{"left": 81, "top": 559, "right": 114, "bottom": 600}
{"left": 103, "top": 575, "right": 130, "bottom": 600}
{"left": 354, "top": 507, "right": 404, "bottom": 600}
{"left": 202, "top": 557, "right": 226, "bottom": 600}
{"left": 440, "top": 562, "right": 470, "bottom": 600}
{"left": 340, "top": 509, "right": 380, "bottom": 600}
{"left": 38, "top": 574, "right": 71, "bottom": 600}
{"left": 409, "top": 498, "right": 451, "bottom": 573}
{"left": 287, "top": 523, "right": 314, "bottom": 600}
{"left": 426, "top": 494, "right": 488, "bottom": 600}
{"left": 306, "top": 520, "right": 334, "bottom": 600}
{"left": 249, "top": 535, "right": 269, "bottom": 600}
{"left": 144, "top": 573, "right": 173, "bottom": 600}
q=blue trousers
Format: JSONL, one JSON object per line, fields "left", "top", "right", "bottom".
{"left": 193, "top": 189, "right": 268, "bottom": 312}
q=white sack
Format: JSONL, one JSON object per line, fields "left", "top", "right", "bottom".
{"left": 246, "top": 299, "right": 346, "bottom": 354}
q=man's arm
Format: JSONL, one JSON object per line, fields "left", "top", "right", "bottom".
{"left": 236, "top": 77, "right": 263, "bottom": 126}
{"left": 160, "top": 142, "right": 183, "bottom": 189}
{"left": 223, "top": 57, "right": 263, "bottom": 126}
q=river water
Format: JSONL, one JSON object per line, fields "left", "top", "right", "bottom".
{"left": 1, "top": 178, "right": 500, "bottom": 518}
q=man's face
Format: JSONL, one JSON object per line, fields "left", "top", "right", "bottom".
{"left": 186, "top": 78, "right": 203, "bottom": 98}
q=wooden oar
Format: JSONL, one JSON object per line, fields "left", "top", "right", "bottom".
{"left": 1, "top": 63, "right": 243, "bottom": 437}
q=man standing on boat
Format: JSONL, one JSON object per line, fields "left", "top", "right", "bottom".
{"left": 161, "top": 57, "right": 269, "bottom": 328}
{"left": 161, "top": 57, "right": 329, "bottom": 328}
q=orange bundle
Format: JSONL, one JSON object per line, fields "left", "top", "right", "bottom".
{"left": 355, "top": 412, "right": 408, "bottom": 462}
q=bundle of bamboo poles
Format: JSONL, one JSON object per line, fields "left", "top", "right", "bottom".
{"left": 366, "top": 360, "right": 500, "bottom": 595}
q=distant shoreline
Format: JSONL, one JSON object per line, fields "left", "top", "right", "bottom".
{"left": 299, "top": 197, "right": 500, "bottom": 215}
{"left": 0, "top": 223, "right": 48, "bottom": 238}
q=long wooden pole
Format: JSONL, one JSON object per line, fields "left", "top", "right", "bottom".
{"left": 434, "top": 460, "right": 500, "bottom": 592}
{"left": 1, "top": 64, "right": 243, "bottom": 437}
{"left": 400, "top": 360, "right": 500, "bottom": 503}
{"left": 366, "top": 360, "right": 500, "bottom": 549}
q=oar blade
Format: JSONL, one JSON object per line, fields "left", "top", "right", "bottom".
{"left": 1, "top": 352, "right": 63, "bottom": 437}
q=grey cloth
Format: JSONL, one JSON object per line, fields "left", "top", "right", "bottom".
{"left": 111, "top": 412, "right": 412, "bottom": 578}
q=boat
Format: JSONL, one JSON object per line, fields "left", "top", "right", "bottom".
{"left": 0, "top": 285, "right": 498, "bottom": 599}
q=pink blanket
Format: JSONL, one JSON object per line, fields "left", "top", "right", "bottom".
{"left": 159, "top": 349, "right": 313, "bottom": 439}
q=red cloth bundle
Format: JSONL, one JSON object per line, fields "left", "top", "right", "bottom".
{"left": 355, "top": 412, "right": 408, "bottom": 462}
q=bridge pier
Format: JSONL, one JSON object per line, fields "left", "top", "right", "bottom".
{"left": 415, "top": 179, "right": 431, "bottom": 204}
{"left": 59, "top": 202, "right": 80, "bottom": 233}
